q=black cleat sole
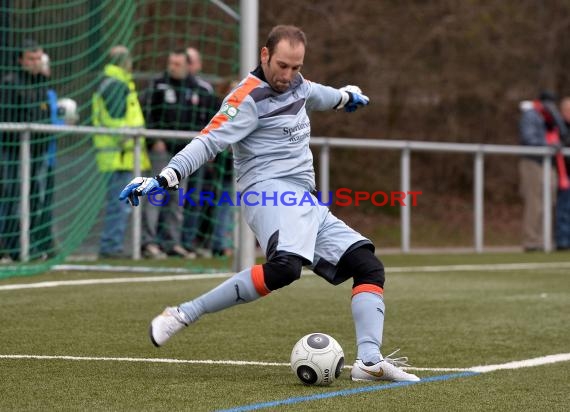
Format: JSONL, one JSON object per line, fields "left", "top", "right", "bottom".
{"left": 149, "top": 325, "right": 161, "bottom": 347}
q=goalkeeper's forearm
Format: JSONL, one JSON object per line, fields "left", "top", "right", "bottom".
{"left": 165, "top": 137, "right": 213, "bottom": 181}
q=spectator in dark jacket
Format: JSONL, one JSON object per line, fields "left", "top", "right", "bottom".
{"left": 0, "top": 39, "right": 54, "bottom": 262}
{"left": 181, "top": 47, "right": 235, "bottom": 258}
{"left": 141, "top": 49, "right": 218, "bottom": 258}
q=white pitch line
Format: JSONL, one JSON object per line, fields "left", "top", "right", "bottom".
{"left": 0, "top": 354, "right": 479, "bottom": 372}
{"left": 0, "top": 354, "right": 287, "bottom": 367}
{"left": 387, "top": 261, "right": 570, "bottom": 273}
{"left": 0, "top": 354, "right": 466, "bottom": 372}
{"left": 0, "top": 273, "right": 234, "bottom": 291}
{"left": 1, "top": 353, "right": 569, "bottom": 374}
{"left": 404, "top": 366, "right": 472, "bottom": 372}
{"left": 53, "top": 264, "right": 199, "bottom": 273}
{"left": 3, "top": 261, "right": 570, "bottom": 292}
{"left": 469, "top": 353, "right": 570, "bottom": 373}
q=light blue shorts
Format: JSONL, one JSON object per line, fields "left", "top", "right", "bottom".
{"left": 242, "top": 179, "right": 372, "bottom": 284}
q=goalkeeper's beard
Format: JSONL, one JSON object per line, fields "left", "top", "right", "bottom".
{"left": 273, "top": 80, "right": 290, "bottom": 92}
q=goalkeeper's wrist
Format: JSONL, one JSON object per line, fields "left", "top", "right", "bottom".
{"left": 156, "top": 167, "right": 180, "bottom": 189}
{"left": 335, "top": 90, "right": 351, "bottom": 110}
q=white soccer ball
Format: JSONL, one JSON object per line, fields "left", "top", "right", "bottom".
{"left": 57, "top": 98, "right": 79, "bottom": 125}
{"left": 290, "top": 333, "right": 344, "bottom": 386}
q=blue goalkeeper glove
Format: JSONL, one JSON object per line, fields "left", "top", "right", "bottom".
{"left": 119, "top": 167, "right": 180, "bottom": 206}
{"left": 336, "top": 85, "right": 370, "bottom": 112}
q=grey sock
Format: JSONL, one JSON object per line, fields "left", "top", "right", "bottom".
{"left": 179, "top": 268, "right": 261, "bottom": 322}
{"left": 352, "top": 291, "right": 385, "bottom": 364}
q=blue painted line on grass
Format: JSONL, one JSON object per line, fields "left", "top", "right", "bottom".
{"left": 217, "top": 371, "right": 480, "bottom": 412}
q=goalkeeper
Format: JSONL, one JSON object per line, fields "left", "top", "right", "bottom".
{"left": 120, "top": 25, "right": 419, "bottom": 383}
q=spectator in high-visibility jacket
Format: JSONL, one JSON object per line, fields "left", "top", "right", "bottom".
{"left": 92, "top": 45, "right": 151, "bottom": 258}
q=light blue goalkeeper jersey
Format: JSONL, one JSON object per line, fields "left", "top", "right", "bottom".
{"left": 168, "top": 66, "right": 342, "bottom": 192}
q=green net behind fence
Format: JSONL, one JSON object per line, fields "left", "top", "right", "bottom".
{"left": 0, "top": 0, "right": 240, "bottom": 278}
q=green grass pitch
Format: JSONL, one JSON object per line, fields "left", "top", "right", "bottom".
{"left": 0, "top": 253, "right": 569, "bottom": 411}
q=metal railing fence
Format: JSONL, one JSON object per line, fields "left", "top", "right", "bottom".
{"left": 1, "top": 123, "right": 567, "bottom": 268}
{"left": 312, "top": 137, "right": 568, "bottom": 253}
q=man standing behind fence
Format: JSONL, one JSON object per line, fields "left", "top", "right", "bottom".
{"left": 0, "top": 39, "right": 54, "bottom": 262}
{"left": 140, "top": 48, "right": 217, "bottom": 259}
{"left": 182, "top": 46, "right": 233, "bottom": 258}
{"left": 555, "top": 97, "right": 570, "bottom": 250}
{"left": 92, "top": 45, "right": 152, "bottom": 258}
{"left": 518, "top": 91, "right": 566, "bottom": 251}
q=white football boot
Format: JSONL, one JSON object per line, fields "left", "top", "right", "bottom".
{"left": 351, "top": 359, "right": 420, "bottom": 382}
{"left": 149, "top": 307, "right": 189, "bottom": 347}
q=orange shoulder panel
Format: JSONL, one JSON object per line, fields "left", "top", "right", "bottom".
{"left": 201, "top": 76, "right": 261, "bottom": 135}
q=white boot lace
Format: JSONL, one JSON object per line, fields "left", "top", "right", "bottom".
{"left": 383, "top": 348, "right": 412, "bottom": 368}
